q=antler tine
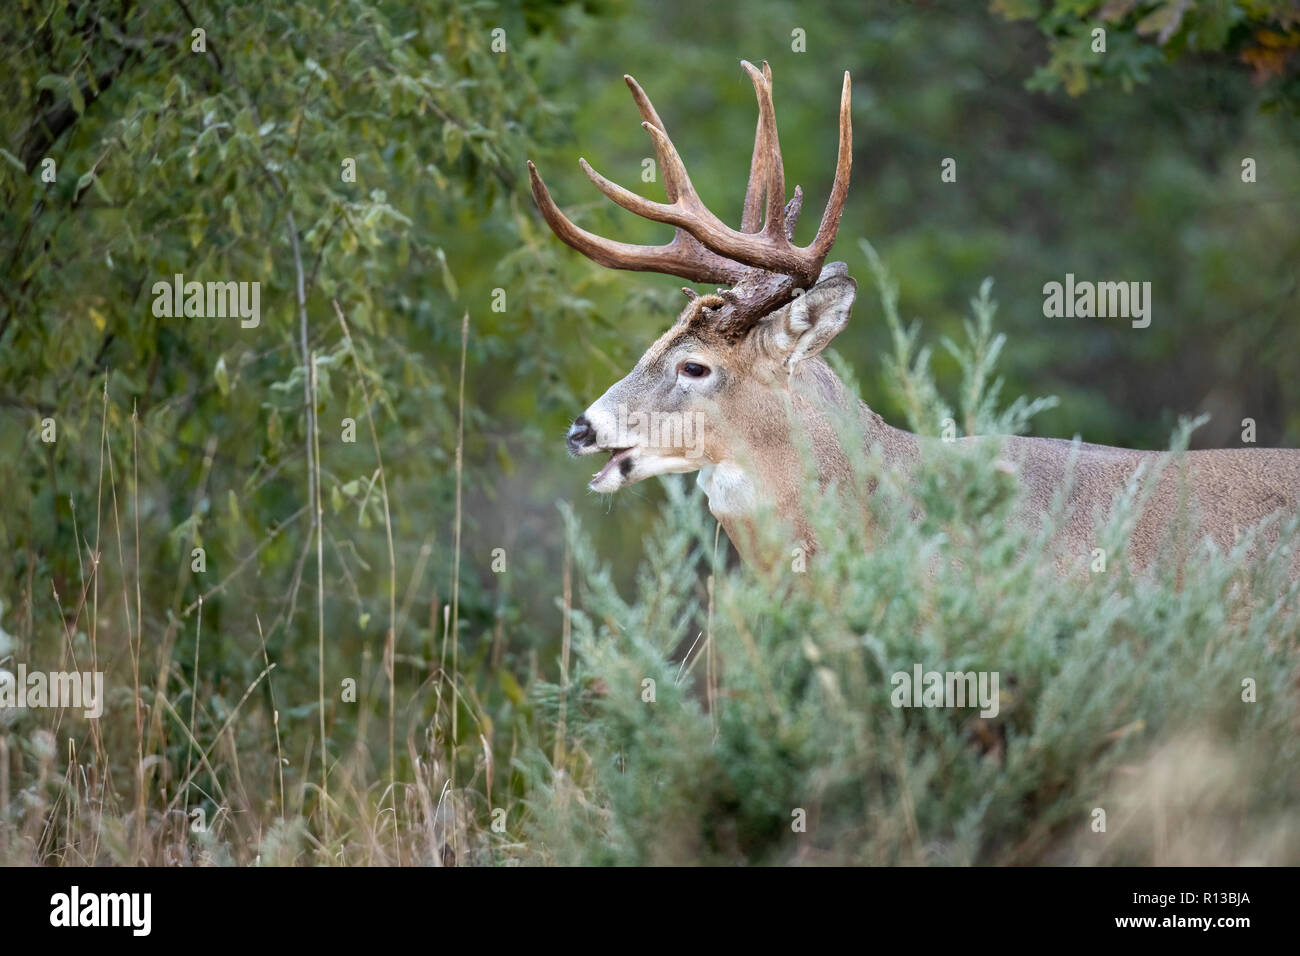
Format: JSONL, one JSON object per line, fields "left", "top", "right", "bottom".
{"left": 527, "top": 161, "right": 744, "bottom": 284}
{"left": 739, "top": 60, "right": 773, "bottom": 233}
{"left": 808, "top": 70, "right": 853, "bottom": 262}
{"left": 579, "top": 126, "right": 698, "bottom": 224}
{"left": 539, "top": 75, "right": 743, "bottom": 282}
{"left": 740, "top": 60, "right": 787, "bottom": 244}
{"left": 527, "top": 65, "right": 851, "bottom": 295}
{"left": 624, "top": 75, "right": 681, "bottom": 204}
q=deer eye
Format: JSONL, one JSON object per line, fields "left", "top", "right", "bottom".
{"left": 680, "top": 361, "right": 710, "bottom": 379}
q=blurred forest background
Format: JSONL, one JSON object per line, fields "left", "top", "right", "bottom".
{"left": 1, "top": 0, "right": 1298, "bottom": 864}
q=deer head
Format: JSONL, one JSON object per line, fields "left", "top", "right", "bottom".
{"left": 529, "top": 62, "right": 856, "bottom": 532}
{"left": 530, "top": 62, "right": 1300, "bottom": 579}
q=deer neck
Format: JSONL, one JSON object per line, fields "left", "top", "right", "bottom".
{"left": 698, "top": 357, "right": 919, "bottom": 564}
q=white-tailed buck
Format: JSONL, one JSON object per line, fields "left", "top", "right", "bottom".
{"left": 529, "top": 62, "right": 1300, "bottom": 574}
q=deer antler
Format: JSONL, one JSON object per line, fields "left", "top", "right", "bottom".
{"left": 528, "top": 62, "right": 852, "bottom": 332}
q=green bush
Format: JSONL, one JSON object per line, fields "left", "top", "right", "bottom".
{"left": 522, "top": 258, "right": 1300, "bottom": 866}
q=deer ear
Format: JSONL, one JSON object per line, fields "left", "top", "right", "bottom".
{"left": 769, "top": 275, "right": 857, "bottom": 369}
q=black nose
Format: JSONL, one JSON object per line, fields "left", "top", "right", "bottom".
{"left": 567, "top": 415, "right": 595, "bottom": 455}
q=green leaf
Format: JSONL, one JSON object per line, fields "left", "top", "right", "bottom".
{"left": 498, "top": 668, "right": 526, "bottom": 706}
{"left": 267, "top": 408, "right": 282, "bottom": 447}
{"left": 67, "top": 76, "right": 84, "bottom": 115}
{"left": 435, "top": 247, "right": 459, "bottom": 299}
{"left": 234, "top": 108, "right": 257, "bottom": 139}
{"left": 214, "top": 355, "right": 230, "bottom": 396}
{"left": 442, "top": 123, "right": 463, "bottom": 162}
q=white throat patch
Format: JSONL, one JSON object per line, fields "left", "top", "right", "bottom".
{"left": 695, "top": 463, "right": 758, "bottom": 517}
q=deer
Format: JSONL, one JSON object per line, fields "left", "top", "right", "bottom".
{"left": 528, "top": 62, "right": 1300, "bottom": 578}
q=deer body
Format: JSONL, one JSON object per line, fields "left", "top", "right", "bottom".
{"left": 531, "top": 64, "right": 1300, "bottom": 577}
{"left": 662, "top": 331, "right": 1300, "bottom": 575}
{"left": 683, "top": 343, "right": 1300, "bottom": 574}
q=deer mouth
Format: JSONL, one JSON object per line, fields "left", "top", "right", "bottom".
{"left": 591, "top": 447, "right": 635, "bottom": 488}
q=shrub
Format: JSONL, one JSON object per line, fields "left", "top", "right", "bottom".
{"left": 521, "top": 251, "right": 1300, "bottom": 865}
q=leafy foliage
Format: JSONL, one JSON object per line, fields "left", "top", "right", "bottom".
{"left": 0, "top": 0, "right": 1296, "bottom": 865}
{"left": 994, "top": 0, "right": 1300, "bottom": 106}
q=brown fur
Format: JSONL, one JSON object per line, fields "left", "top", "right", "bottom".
{"left": 576, "top": 275, "right": 1300, "bottom": 579}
